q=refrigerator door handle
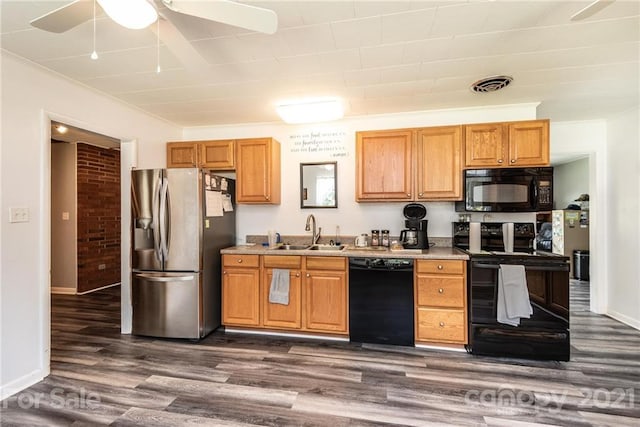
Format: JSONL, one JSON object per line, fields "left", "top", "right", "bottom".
{"left": 135, "top": 273, "right": 195, "bottom": 282}
{"left": 152, "top": 176, "right": 162, "bottom": 262}
{"left": 159, "top": 177, "right": 170, "bottom": 260}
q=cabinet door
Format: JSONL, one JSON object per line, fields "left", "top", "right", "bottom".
{"left": 356, "top": 130, "right": 414, "bottom": 201}
{"left": 416, "top": 126, "right": 463, "bottom": 200}
{"left": 222, "top": 267, "right": 260, "bottom": 326}
{"left": 508, "top": 120, "right": 549, "bottom": 167}
{"left": 304, "top": 270, "right": 347, "bottom": 333}
{"left": 236, "top": 138, "right": 281, "bottom": 204}
{"left": 464, "top": 123, "right": 507, "bottom": 168}
{"left": 167, "top": 142, "right": 199, "bottom": 168}
{"left": 200, "top": 140, "right": 235, "bottom": 170}
{"left": 262, "top": 268, "right": 302, "bottom": 329}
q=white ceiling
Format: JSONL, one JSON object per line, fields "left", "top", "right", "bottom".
{"left": 2, "top": 1, "right": 639, "bottom": 127}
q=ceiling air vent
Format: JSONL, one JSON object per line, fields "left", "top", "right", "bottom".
{"left": 470, "top": 75, "right": 513, "bottom": 93}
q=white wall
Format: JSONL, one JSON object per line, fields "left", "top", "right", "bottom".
{"left": 0, "top": 51, "right": 181, "bottom": 399}
{"left": 184, "top": 103, "right": 539, "bottom": 243}
{"left": 50, "top": 143, "right": 77, "bottom": 291}
{"left": 554, "top": 158, "right": 589, "bottom": 210}
{"left": 550, "top": 120, "right": 608, "bottom": 314}
{"left": 606, "top": 107, "right": 640, "bottom": 329}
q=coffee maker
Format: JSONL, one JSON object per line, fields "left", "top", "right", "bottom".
{"left": 399, "top": 203, "right": 429, "bottom": 249}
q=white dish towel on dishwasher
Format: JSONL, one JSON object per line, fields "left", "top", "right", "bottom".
{"left": 497, "top": 264, "right": 532, "bottom": 326}
{"left": 269, "top": 269, "right": 290, "bottom": 305}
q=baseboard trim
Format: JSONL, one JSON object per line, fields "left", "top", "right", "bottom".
{"left": 607, "top": 310, "right": 640, "bottom": 331}
{"left": 0, "top": 369, "right": 46, "bottom": 400}
{"left": 51, "top": 286, "right": 76, "bottom": 295}
{"left": 76, "top": 282, "right": 120, "bottom": 295}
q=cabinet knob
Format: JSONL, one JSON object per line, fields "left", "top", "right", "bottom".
{"left": 266, "top": 195, "right": 270, "bottom": 201}
{"left": 497, "top": 159, "right": 503, "bottom": 164}
{"left": 439, "top": 321, "right": 445, "bottom": 327}
{"left": 223, "top": 270, "right": 227, "bottom": 274}
{"left": 306, "top": 273, "right": 311, "bottom": 278}
{"left": 407, "top": 193, "right": 411, "bottom": 197}
{"left": 418, "top": 193, "right": 423, "bottom": 197}
{"left": 237, "top": 259, "right": 242, "bottom": 263}
{"left": 510, "top": 159, "right": 516, "bottom": 163}
{"left": 295, "top": 273, "right": 300, "bottom": 277}
{"left": 438, "top": 288, "right": 444, "bottom": 294}
{"left": 437, "top": 265, "right": 443, "bottom": 270}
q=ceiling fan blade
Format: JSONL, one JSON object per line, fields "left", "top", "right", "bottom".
{"left": 571, "top": 0, "right": 616, "bottom": 21}
{"left": 162, "top": 0, "right": 278, "bottom": 34}
{"left": 30, "top": 0, "right": 93, "bottom": 33}
{"left": 151, "top": 17, "right": 211, "bottom": 78}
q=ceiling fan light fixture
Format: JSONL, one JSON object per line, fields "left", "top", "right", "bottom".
{"left": 97, "top": 0, "right": 158, "bottom": 30}
{"left": 276, "top": 97, "right": 344, "bottom": 124}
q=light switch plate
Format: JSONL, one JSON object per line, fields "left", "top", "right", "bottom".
{"left": 9, "top": 207, "right": 29, "bottom": 223}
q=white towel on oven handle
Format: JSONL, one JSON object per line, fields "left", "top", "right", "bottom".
{"left": 497, "top": 264, "right": 532, "bottom": 326}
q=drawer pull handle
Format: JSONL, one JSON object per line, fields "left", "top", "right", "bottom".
{"left": 439, "top": 321, "right": 445, "bottom": 327}
{"left": 237, "top": 259, "right": 242, "bottom": 263}
{"left": 437, "top": 265, "right": 443, "bottom": 270}
{"left": 438, "top": 288, "right": 444, "bottom": 294}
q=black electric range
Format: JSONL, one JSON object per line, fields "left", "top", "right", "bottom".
{"left": 453, "top": 222, "right": 571, "bottom": 361}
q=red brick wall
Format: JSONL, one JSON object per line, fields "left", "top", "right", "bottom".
{"left": 76, "top": 143, "right": 121, "bottom": 293}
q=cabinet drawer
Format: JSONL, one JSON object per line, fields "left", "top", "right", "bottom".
{"left": 263, "top": 255, "right": 302, "bottom": 269}
{"left": 222, "top": 254, "right": 260, "bottom": 268}
{"left": 305, "top": 256, "right": 346, "bottom": 271}
{"left": 416, "top": 308, "right": 466, "bottom": 343}
{"left": 416, "top": 276, "right": 465, "bottom": 308}
{"left": 416, "top": 259, "right": 465, "bottom": 275}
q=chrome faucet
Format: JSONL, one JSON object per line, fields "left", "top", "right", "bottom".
{"left": 305, "top": 214, "right": 321, "bottom": 245}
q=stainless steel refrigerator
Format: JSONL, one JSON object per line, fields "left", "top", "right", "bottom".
{"left": 131, "top": 168, "right": 235, "bottom": 339}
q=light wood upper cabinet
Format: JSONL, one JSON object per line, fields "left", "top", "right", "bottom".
{"left": 200, "top": 140, "right": 235, "bottom": 170}
{"left": 416, "top": 126, "right": 463, "bottom": 200}
{"left": 167, "top": 141, "right": 199, "bottom": 168}
{"left": 508, "top": 120, "right": 550, "bottom": 167}
{"left": 303, "top": 256, "right": 348, "bottom": 334}
{"left": 356, "top": 129, "right": 414, "bottom": 201}
{"left": 464, "top": 119, "right": 549, "bottom": 168}
{"left": 167, "top": 139, "right": 235, "bottom": 170}
{"left": 236, "top": 138, "right": 281, "bottom": 204}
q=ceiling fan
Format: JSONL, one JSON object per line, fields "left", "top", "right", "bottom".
{"left": 570, "top": 0, "right": 615, "bottom": 21}
{"left": 30, "top": 0, "right": 277, "bottom": 73}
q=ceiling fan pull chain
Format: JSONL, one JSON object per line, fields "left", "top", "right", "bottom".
{"left": 90, "top": 0, "right": 98, "bottom": 60}
{"left": 156, "top": 18, "right": 161, "bottom": 74}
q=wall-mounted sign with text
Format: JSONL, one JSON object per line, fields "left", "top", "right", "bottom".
{"left": 288, "top": 129, "right": 348, "bottom": 158}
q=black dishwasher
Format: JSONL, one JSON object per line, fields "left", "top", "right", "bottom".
{"left": 349, "top": 257, "right": 414, "bottom": 346}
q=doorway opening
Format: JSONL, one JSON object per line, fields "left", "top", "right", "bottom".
{"left": 50, "top": 121, "right": 122, "bottom": 295}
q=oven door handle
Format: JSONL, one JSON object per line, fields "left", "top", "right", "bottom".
{"left": 473, "top": 263, "right": 569, "bottom": 272}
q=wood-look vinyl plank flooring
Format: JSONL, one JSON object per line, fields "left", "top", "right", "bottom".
{"left": 2, "top": 280, "right": 639, "bottom": 426}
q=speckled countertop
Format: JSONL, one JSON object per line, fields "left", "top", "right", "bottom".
{"left": 221, "top": 244, "right": 468, "bottom": 260}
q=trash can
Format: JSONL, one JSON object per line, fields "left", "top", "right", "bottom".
{"left": 573, "top": 250, "right": 590, "bottom": 281}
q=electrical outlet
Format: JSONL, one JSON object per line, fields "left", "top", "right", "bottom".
{"left": 9, "top": 207, "right": 29, "bottom": 223}
{"left": 98, "top": 264, "right": 106, "bottom": 270}
{"left": 62, "top": 211, "right": 70, "bottom": 221}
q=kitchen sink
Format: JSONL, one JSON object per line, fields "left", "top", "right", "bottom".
{"left": 308, "top": 244, "right": 346, "bottom": 251}
{"left": 273, "top": 245, "right": 310, "bottom": 250}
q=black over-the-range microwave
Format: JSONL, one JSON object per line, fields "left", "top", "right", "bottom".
{"left": 455, "top": 167, "right": 553, "bottom": 212}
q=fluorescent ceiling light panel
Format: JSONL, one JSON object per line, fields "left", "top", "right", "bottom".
{"left": 276, "top": 97, "right": 344, "bottom": 124}
{"left": 97, "top": 0, "right": 158, "bottom": 30}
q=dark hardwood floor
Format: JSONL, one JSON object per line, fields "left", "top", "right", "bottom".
{"left": 1, "top": 280, "right": 639, "bottom": 426}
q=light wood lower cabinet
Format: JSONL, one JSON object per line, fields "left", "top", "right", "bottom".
{"left": 415, "top": 259, "right": 467, "bottom": 345}
{"left": 303, "top": 256, "right": 348, "bottom": 333}
{"left": 222, "top": 255, "right": 260, "bottom": 326}
{"left": 222, "top": 254, "right": 347, "bottom": 335}
{"left": 262, "top": 255, "right": 302, "bottom": 329}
